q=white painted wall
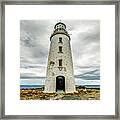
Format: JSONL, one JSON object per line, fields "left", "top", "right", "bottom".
{"left": 45, "top": 23, "right": 75, "bottom": 93}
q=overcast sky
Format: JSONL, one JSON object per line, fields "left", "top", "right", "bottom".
{"left": 20, "top": 20, "right": 100, "bottom": 85}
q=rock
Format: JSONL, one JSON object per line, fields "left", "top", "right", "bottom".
{"left": 20, "top": 88, "right": 100, "bottom": 100}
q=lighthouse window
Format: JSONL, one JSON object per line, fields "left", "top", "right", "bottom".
{"left": 59, "top": 46, "right": 63, "bottom": 53}
{"left": 59, "top": 59, "right": 62, "bottom": 66}
{"left": 59, "top": 37, "right": 62, "bottom": 43}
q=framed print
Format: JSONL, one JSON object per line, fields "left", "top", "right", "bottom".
{"left": 0, "top": 0, "right": 119, "bottom": 119}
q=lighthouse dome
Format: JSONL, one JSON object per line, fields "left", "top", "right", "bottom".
{"left": 50, "top": 22, "right": 70, "bottom": 41}
{"left": 54, "top": 22, "right": 66, "bottom": 30}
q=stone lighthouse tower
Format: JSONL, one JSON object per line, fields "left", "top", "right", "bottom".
{"left": 44, "top": 22, "right": 75, "bottom": 93}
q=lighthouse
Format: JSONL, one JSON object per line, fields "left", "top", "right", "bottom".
{"left": 44, "top": 22, "right": 75, "bottom": 93}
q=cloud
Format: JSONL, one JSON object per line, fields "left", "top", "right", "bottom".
{"left": 74, "top": 66, "right": 100, "bottom": 80}
{"left": 20, "top": 20, "right": 52, "bottom": 66}
{"left": 69, "top": 20, "right": 100, "bottom": 67}
{"left": 20, "top": 20, "right": 100, "bottom": 83}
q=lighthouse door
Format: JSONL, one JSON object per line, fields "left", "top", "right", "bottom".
{"left": 56, "top": 76, "right": 65, "bottom": 92}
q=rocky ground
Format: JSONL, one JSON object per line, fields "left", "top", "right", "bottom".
{"left": 20, "top": 88, "right": 100, "bottom": 100}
